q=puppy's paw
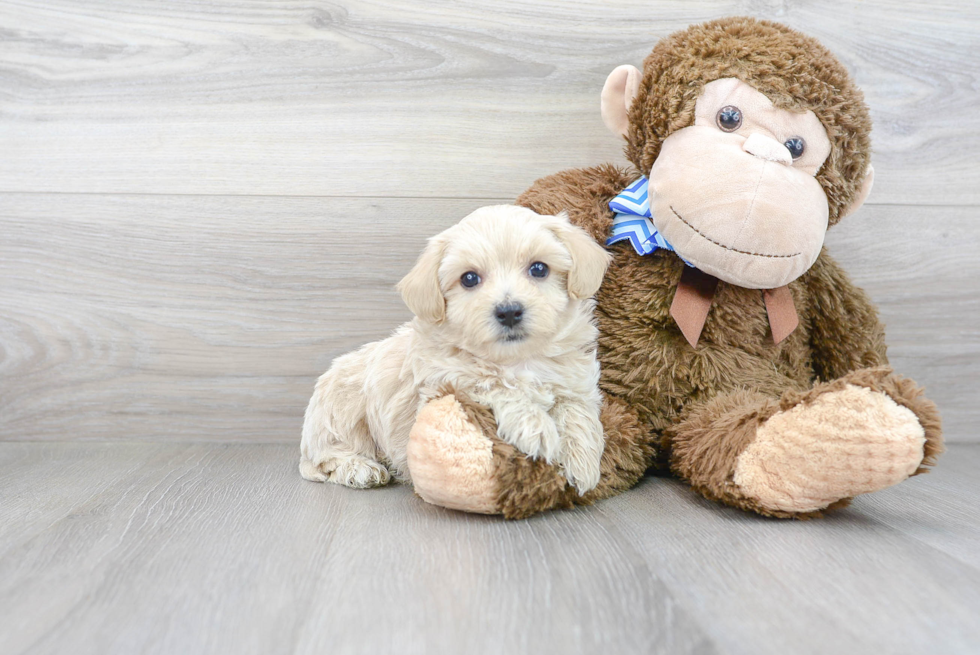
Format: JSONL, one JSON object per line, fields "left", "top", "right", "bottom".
{"left": 301, "top": 455, "right": 390, "bottom": 489}
{"left": 333, "top": 457, "right": 391, "bottom": 488}
{"left": 558, "top": 442, "right": 602, "bottom": 495}
{"left": 498, "top": 408, "right": 561, "bottom": 463}
{"left": 551, "top": 401, "right": 605, "bottom": 495}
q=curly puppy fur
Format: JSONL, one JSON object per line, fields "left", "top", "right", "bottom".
{"left": 301, "top": 205, "right": 611, "bottom": 493}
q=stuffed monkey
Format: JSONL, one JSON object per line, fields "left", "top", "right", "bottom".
{"left": 405, "top": 17, "right": 943, "bottom": 519}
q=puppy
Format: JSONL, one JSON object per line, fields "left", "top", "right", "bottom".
{"left": 299, "top": 205, "right": 611, "bottom": 493}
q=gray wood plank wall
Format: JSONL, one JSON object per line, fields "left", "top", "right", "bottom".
{"left": 1, "top": 1, "right": 978, "bottom": 442}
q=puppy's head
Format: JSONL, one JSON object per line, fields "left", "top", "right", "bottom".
{"left": 397, "top": 205, "right": 611, "bottom": 360}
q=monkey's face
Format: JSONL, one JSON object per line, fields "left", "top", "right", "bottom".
{"left": 600, "top": 21, "right": 875, "bottom": 290}
{"left": 648, "top": 79, "right": 833, "bottom": 289}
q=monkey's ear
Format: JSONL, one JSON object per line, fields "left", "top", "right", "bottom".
{"left": 839, "top": 165, "right": 875, "bottom": 219}
{"left": 601, "top": 64, "right": 642, "bottom": 138}
{"left": 551, "top": 211, "right": 612, "bottom": 300}
{"left": 397, "top": 235, "right": 447, "bottom": 323}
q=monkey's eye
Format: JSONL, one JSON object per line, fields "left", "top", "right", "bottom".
{"left": 528, "top": 262, "right": 549, "bottom": 279}
{"left": 460, "top": 271, "right": 481, "bottom": 288}
{"left": 784, "top": 137, "right": 806, "bottom": 160}
{"left": 716, "top": 106, "right": 742, "bottom": 132}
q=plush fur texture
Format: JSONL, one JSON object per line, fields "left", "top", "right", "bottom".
{"left": 511, "top": 165, "right": 942, "bottom": 517}
{"left": 409, "top": 388, "right": 656, "bottom": 520}
{"left": 734, "top": 383, "right": 925, "bottom": 513}
{"left": 405, "top": 17, "right": 943, "bottom": 520}
{"left": 300, "top": 205, "right": 611, "bottom": 493}
{"left": 625, "top": 17, "right": 872, "bottom": 227}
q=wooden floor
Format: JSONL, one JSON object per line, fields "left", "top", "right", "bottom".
{"left": 1, "top": 442, "right": 978, "bottom": 655}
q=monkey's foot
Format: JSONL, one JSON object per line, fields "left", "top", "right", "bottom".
{"left": 733, "top": 374, "right": 933, "bottom": 514}
{"left": 407, "top": 395, "right": 500, "bottom": 514}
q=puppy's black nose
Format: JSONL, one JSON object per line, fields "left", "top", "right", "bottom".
{"left": 495, "top": 302, "right": 524, "bottom": 328}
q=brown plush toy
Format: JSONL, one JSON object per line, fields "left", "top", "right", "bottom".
{"left": 404, "top": 17, "right": 943, "bottom": 519}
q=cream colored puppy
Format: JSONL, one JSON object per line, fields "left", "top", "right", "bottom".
{"left": 299, "top": 205, "right": 611, "bottom": 494}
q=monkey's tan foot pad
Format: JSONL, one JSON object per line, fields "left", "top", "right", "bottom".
{"left": 733, "top": 384, "right": 926, "bottom": 514}
{"left": 407, "top": 395, "right": 501, "bottom": 514}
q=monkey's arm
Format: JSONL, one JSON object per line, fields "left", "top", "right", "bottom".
{"left": 407, "top": 391, "right": 653, "bottom": 519}
{"left": 516, "top": 164, "right": 638, "bottom": 244}
{"left": 803, "top": 249, "right": 888, "bottom": 381}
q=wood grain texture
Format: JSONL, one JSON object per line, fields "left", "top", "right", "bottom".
{"left": 0, "top": 193, "right": 472, "bottom": 442}
{"left": 0, "top": 0, "right": 977, "bottom": 202}
{"left": 598, "top": 446, "right": 980, "bottom": 655}
{"left": 0, "top": 441, "right": 978, "bottom": 655}
{"left": 1, "top": 194, "right": 977, "bottom": 443}
{"left": 824, "top": 205, "right": 980, "bottom": 440}
{"left": 0, "top": 442, "right": 711, "bottom": 655}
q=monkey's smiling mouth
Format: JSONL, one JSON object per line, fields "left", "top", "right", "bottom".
{"left": 669, "top": 206, "right": 802, "bottom": 259}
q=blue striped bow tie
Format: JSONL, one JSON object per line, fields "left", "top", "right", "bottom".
{"left": 606, "top": 177, "right": 692, "bottom": 266}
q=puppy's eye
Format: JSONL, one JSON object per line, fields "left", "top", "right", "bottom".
{"left": 716, "top": 106, "right": 742, "bottom": 132}
{"left": 528, "top": 262, "right": 549, "bottom": 279}
{"left": 460, "top": 271, "right": 481, "bottom": 288}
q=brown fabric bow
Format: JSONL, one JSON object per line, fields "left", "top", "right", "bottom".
{"left": 669, "top": 267, "right": 799, "bottom": 348}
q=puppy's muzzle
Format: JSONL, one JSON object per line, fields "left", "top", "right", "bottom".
{"left": 494, "top": 302, "right": 524, "bottom": 329}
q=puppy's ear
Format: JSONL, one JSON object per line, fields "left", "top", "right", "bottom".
{"left": 550, "top": 211, "right": 612, "bottom": 300}
{"left": 397, "top": 235, "right": 447, "bottom": 323}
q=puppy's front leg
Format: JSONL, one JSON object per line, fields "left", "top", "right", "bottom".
{"left": 492, "top": 394, "right": 561, "bottom": 464}
{"left": 551, "top": 398, "right": 604, "bottom": 494}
